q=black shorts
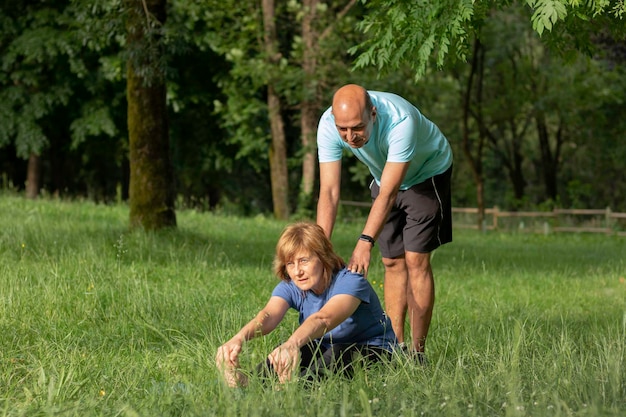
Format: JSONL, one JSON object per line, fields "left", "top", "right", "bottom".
{"left": 256, "top": 342, "right": 391, "bottom": 381}
{"left": 371, "top": 165, "right": 452, "bottom": 258}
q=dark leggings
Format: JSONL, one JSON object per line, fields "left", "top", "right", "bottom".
{"left": 256, "top": 343, "right": 391, "bottom": 381}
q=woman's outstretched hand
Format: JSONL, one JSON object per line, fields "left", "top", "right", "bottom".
{"left": 216, "top": 340, "right": 247, "bottom": 387}
{"left": 268, "top": 342, "right": 300, "bottom": 383}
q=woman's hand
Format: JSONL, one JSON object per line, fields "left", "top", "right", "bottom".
{"left": 216, "top": 340, "right": 245, "bottom": 387}
{"left": 216, "top": 339, "right": 241, "bottom": 368}
{"left": 268, "top": 342, "right": 300, "bottom": 383}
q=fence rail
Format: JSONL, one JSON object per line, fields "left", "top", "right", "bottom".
{"left": 339, "top": 200, "right": 626, "bottom": 236}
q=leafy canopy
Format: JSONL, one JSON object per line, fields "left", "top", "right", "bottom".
{"left": 351, "top": 0, "right": 625, "bottom": 79}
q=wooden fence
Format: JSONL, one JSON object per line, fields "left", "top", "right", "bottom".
{"left": 452, "top": 207, "right": 626, "bottom": 236}
{"left": 339, "top": 201, "right": 626, "bottom": 236}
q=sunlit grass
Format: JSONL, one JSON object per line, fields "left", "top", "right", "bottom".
{"left": 0, "top": 195, "right": 624, "bottom": 416}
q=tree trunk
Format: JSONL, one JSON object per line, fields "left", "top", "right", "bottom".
{"left": 509, "top": 129, "right": 527, "bottom": 202}
{"left": 299, "top": 100, "right": 317, "bottom": 214}
{"left": 509, "top": 158, "right": 527, "bottom": 202}
{"left": 267, "top": 85, "right": 290, "bottom": 219}
{"left": 535, "top": 111, "right": 559, "bottom": 201}
{"left": 462, "top": 37, "right": 486, "bottom": 228}
{"left": 25, "top": 153, "right": 40, "bottom": 199}
{"left": 262, "top": 0, "right": 289, "bottom": 219}
{"left": 298, "top": 0, "right": 356, "bottom": 216}
{"left": 486, "top": 121, "right": 528, "bottom": 206}
{"left": 126, "top": 0, "right": 176, "bottom": 230}
{"left": 298, "top": 0, "right": 319, "bottom": 215}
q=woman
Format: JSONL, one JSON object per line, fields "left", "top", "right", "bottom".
{"left": 215, "top": 222, "right": 396, "bottom": 387}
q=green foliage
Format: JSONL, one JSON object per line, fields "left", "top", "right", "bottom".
{"left": 69, "top": 102, "right": 118, "bottom": 149}
{"left": 527, "top": 0, "right": 568, "bottom": 35}
{"left": 351, "top": 0, "right": 478, "bottom": 80}
{"left": 463, "top": 5, "right": 625, "bottom": 208}
{"left": 352, "top": 0, "right": 626, "bottom": 80}
{"left": 0, "top": 0, "right": 125, "bottom": 161}
{"left": 0, "top": 3, "right": 72, "bottom": 156}
{"left": 0, "top": 196, "right": 625, "bottom": 415}
{"left": 169, "top": 0, "right": 294, "bottom": 176}
{"left": 1, "top": 0, "right": 625, "bottom": 215}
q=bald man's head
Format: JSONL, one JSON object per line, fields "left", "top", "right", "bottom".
{"left": 331, "top": 84, "right": 376, "bottom": 149}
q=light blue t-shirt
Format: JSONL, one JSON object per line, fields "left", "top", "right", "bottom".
{"left": 271, "top": 268, "right": 396, "bottom": 350}
{"left": 317, "top": 91, "right": 453, "bottom": 189}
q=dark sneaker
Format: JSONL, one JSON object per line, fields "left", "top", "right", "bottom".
{"left": 415, "top": 351, "right": 429, "bottom": 367}
{"left": 394, "top": 343, "right": 429, "bottom": 367}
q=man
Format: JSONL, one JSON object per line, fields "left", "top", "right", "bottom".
{"left": 316, "top": 84, "right": 453, "bottom": 360}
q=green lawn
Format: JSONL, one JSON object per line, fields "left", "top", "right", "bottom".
{"left": 0, "top": 195, "right": 624, "bottom": 416}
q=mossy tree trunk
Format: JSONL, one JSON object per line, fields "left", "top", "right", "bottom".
{"left": 126, "top": 0, "right": 176, "bottom": 230}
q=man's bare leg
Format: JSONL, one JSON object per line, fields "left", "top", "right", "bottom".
{"left": 405, "top": 251, "right": 434, "bottom": 353}
{"left": 382, "top": 255, "right": 408, "bottom": 343}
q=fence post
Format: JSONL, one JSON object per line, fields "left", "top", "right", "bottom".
{"left": 493, "top": 206, "right": 499, "bottom": 231}
{"left": 553, "top": 207, "right": 559, "bottom": 233}
{"left": 606, "top": 206, "right": 613, "bottom": 235}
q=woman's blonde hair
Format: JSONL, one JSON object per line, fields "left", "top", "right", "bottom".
{"left": 273, "top": 222, "right": 344, "bottom": 290}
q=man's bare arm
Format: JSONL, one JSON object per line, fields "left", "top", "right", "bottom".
{"left": 347, "top": 161, "right": 409, "bottom": 275}
{"left": 316, "top": 161, "right": 342, "bottom": 238}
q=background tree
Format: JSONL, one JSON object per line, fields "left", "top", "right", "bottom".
{"left": 0, "top": 1, "right": 78, "bottom": 198}
{"left": 262, "top": 0, "right": 290, "bottom": 219}
{"left": 166, "top": 0, "right": 268, "bottom": 214}
{"left": 474, "top": 9, "right": 536, "bottom": 207}
{"left": 352, "top": 0, "right": 625, "bottom": 80}
{"left": 125, "top": 0, "right": 176, "bottom": 229}
{"left": 191, "top": 0, "right": 289, "bottom": 217}
{"left": 1, "top": 0, "right": 625, "bottom": 217}
{"left": 350, "top": 0, "right": 625, "bottom": 214}
{"left": 296, "top": 0, "right": 358, "bottom": 216}
{"left": 474, "top": 6, "right": 624, "bottom": 208}
{"left": 198, "top": 0, "right": 368, "bottom": 217}
{"left": 0, "top": 0, "right": 125, "bottom": 200}
{"left": 562, "top": 40, "right": 626, "bottom": 209}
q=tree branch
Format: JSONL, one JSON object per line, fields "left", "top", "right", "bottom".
{"left": 319, "top": 0, "right": 357, "bottom": 42}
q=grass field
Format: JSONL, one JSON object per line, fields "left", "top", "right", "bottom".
{"left": 0, "top": 195, "right": 624, "bottom": 416}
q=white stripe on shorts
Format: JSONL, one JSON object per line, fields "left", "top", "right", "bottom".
{"left": 431, "top": 176, "right": 444, "bottom": 247}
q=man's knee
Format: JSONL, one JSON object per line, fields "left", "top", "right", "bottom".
{"left": 405, "top": 252, "right": 432, "bottom": 275}
{"left": 382, "top": 255, "right": 406, "bottom": 271}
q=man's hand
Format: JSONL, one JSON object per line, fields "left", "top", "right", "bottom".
{"left": 347, "top": 239, "right": 373, "bottom": 277}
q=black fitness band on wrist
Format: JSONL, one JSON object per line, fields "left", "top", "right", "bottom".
{"left": 359, "top": 234, "right": 375, "bottom": 246}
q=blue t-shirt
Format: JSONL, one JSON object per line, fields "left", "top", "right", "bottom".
{"left": 271, "top": 268, "right": 396, "bottom": 350}
{"left": 317, "top": 91, "right": 453, "bottom": 189}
